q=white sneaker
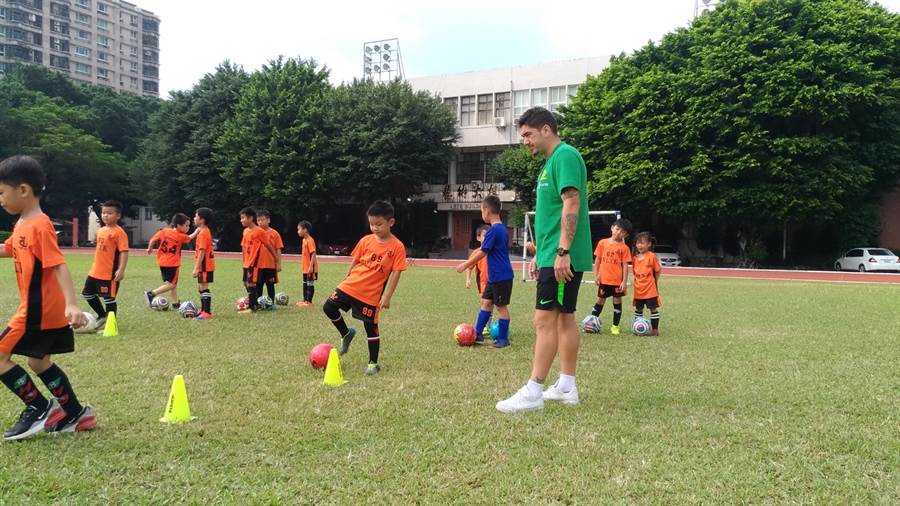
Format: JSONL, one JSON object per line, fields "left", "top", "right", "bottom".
{"left": 542, "top": 381, "right": 579, "bottom": 405}
{"left": 496, "top": 386, "right": 544, "bottom": 414}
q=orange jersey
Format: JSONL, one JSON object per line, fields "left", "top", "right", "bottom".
{"left": 194, "top": 228, "right": 215, "bottom": 272}
{"left": 337, "top": 234, "right": 408, "bottom": 306}
{"left": 88, "top": 225, "right": 129, "bottom": 280}
{"left": 4, "top": 214, "right": 69, "bottom": 330}
{"left": 301, "top": 236, "right": 317, "bottom": 274}
{"left": 594, "top": 238, "right": 632, "bottom": 285}
{"left": 241, "top": 226, "right": 267, "bottom": 268}
{"left": 258, "top": 228, "right": 284, "bottom": 269}
{"left": 150, "top": 228, "right": 191, "bottom": 268}
{"left": 632, "top": 252, "right": 661, "bottom": 300}
{"left": 474, "top": 256, "right": 488, "bottom": 293}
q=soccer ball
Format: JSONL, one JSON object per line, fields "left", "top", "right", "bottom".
{"left": 632, "top": 317, "right": 652, "bottom": 336}
{"left": 257, "top": 295, "right": 274, "bottom": 310}
{"left": 274, "top": 292, "right": 289, "bottom": 306}
{"left": 75, "top": 312, "right": 98, "bottom": 334}
{"left": 454, "top": 323, "right": 476, "bottom": 346}
{"left": 489, "top": 321, "right": 506, "bottom": 340}
{"left": 179, "top": 301, "right": 198, "bottom": 318}
{"left": 235, "top": 296, "right": 249, "bottom": 311}
{"left": 151, "top": 296, "right": 169, "bottom": 311}
{"left": 309, "top": 343, "right": 332, "bottom": 370}
{"left": 581, "top": 314, "right": 601, "bottom": 334}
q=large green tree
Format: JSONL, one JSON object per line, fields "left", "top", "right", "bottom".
{"left": 489, "top": 146, "right": 545, "bottom": 212}
{"left": 563, "top": 0, "right": 900, "bottom": 260}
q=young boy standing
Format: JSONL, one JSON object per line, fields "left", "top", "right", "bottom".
{"left": 296, "top": 220, "right": 318, "bottom": 307}
{"left": 456, "top": 196, "right": 514, "bottom": 348}
{"left": 144, "top": 213, "right": 194, "bottom": 309}
{"left": 323, "top": 201, "right": 407, "bottom": 376}
{"left": 0, "top": 155, "right": 94, "bottom": 439}
{"left": 192, "top": 208, "right": 216, "bottom": 320}
{"left": 83, "top": 200, "right": 129, "bottom": 332}
{"left": 239, "top": 207, "right": 277, "bottom": 313}
{"left": 464, "top": 225, "right": 491, "bottom": 338}
{"left": 591, "top": 218, "right": 633, "bottom": 335}
{"left": 632, "top": 232, "right": 662, "bottom": 336}
{"left": 256, "top": 210, "right": 283, "bottom": 304}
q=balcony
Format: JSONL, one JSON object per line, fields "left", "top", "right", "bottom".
{"left": 6, "top": 1, "right": 43, "bottom": 14}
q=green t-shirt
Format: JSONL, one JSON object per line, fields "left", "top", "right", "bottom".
{"left": 534, "top": 142, "right": 592, "bottom": 272}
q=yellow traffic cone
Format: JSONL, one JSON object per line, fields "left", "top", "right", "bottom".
{"left": 102, "top": 311, "right": 119, "bottom": 337}
{"left": 322, "top": 348, "right": 346, "bottom": 387}
{"left": 159, "top": 374, "right": 196, "bottom": 423}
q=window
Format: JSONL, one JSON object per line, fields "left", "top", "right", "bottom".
{"left": 75, "top": 0, "right": 90, "bottom": 8}
{"left": 50, "top": 2, "right": 69, "bottom": 18}
{"left": 75, "top": 46, "right": 90, "bottom": 58}
{"left": 75, "top": 30, "right": 90, "bottom": 41}
{"left": 142, "top": 33, "right": 158, "bottom": 48}
{"left": 513, "top": 90, "right": 529, "bottom": 119}
{"left": 50, "top": 37, "right": 69, "bottom": 52}
{"left": 129, "top": 61, "right": 137, "bottom": 72}
{"left": 476, "top": 94, "right": 493, "bottom": 126}
{"left": 847, "top": 249, "right": 864, "bottom": 258}
{"left": 142, "top": 79, "right": 158, "bottom": 94}
{"left": 868, "top": 249, "right": 894, "bottom": 256}
{"left": 74, "top": 62, "right": 90, "bottom": 75}
{"left": 75, "top": 12, "right": 90, "bottom": 25}
{"left": 456, "top": 152, "right": 485, "bottom": 184}
{"left": 549, "top": 86, "right": 567, "bottom": 112}
{"left": 50, "top": 54, "right": 69, "bottom": 69}
{"left": 142, "top": 64, "right": 157, "bottom": 78}
{"left": 144, "top": 208, "right": 152, "bottom": 220}
{"left": 129, "top": 14, "right": 138, "bottom": 26}
{"left": 97, "top": 2, "right": 107, "bottom": 13}
{"left": 567, "top": 84, "right": 579, "bottom": 98}
{"left": 0, "top": 8, "right": 5, "bottom": 20}
{"left": 494, "top": 92, "right": 510, "bottom": 123}
{"left": 142, "top": 18, "right": 159, "bottom": 32}
{"left": 531, "top": 88, "right": 548, "bottom": 109}
{"left": 459, "top": 95, "right": 476, "bottom": 127}
{"left": 97, "top": 67, "right": 108, "bottom": 78}
{"left": 0, "top": 45, "right": 5, "bottom": 57}
{"left": 129, "top": 45, "right": 137, "bottom": 56}
{"left": 443, "top": 97, "right": 458, "bottom": 122}
{"left": 50, "top": 20, "right": 68, "bottom": 34}
{"left": 428, "top": 163, "right": 449, "bottom": 185}
{"left": 97, "top": 35, "right": 109, "bottom": 47}
{"left": 97, "top": 19, "right": 108, "bottom": 31}
{"left": 97, "top": 51, "right": 107, "bottom": 62}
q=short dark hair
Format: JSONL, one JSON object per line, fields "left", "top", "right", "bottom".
{"left": 476, "top": 225, "right": 490, "bottom": 236}
{"left": 367, "top": 200, "right": 394, "bottom": 220}
{"left": 0, "top": 155, "right": 46, "bottom": 196}
{"left": 101, "top": 200, "right": 123, "bottom": 214}
{"left": 613, "top": 218, "right": 633, "bottom": 235}
{"left": 482, "top": 195, "right": 501, "bottom": 214}
{"left": 298, "top": 220, "right": 312, "bottom": 233}
{"left": 172, "top": 213, "right": 190, "bottom": 227}
{"left": 257, "top": 209, "right": 271, "bottom": 219}
{"left": 634, "top": 231, "right": 654, "bottom": 246}
{"left": 516, "top": 106, "right": 557, "bottom": 135}
{"left": 240, "top": 207, "right": 257, "bottom": 223}
{"left": 195, "top": 207, "right": 213, "bottom": 225}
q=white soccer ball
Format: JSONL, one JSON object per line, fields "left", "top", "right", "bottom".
{"left": 151, "top": 296, "right": 169, "bottom": 311}
{"left": 274, "top": 292, "right": 289, "bottom": 306}
{"left": 257, "top": 295, "right": 274, "bottom": 310}
{"left": 632, "top": 317, "right": 652, "bottom": 336}
{"left": 75, "top": 312, "right": 98, "bottom": 334}
{"left": 179, "top": 301, "right": 198, "bottom": 318}
{"left": 581, "top": 314, "right": 602, "bottom": 334}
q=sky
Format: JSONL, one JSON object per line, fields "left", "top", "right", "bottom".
{"left": 136, "top": 0, "right": 900, "bottom": 97}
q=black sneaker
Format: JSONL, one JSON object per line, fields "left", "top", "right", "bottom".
{"left": 338, "top": 327, "right": 356, "bottom": 356}
{"left": 4, "top": 399, "right": 57, "bottom": 441}
{"left": 172, "top": 301, "right": 181, "bottom": 310}
{"left": 365, "top": 363, "right": 381, "bottom": 376}
{"left": 144, "top": 291, "right": 154, "bottom": 307}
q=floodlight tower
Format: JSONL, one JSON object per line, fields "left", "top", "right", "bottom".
{"left": 362, "top": 38, "right": 404, "bottom": 81}
{"left": 694, "top": 0, "right": 721, "bottom": 18}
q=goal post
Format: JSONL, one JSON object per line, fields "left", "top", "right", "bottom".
{"left": 521, "top": 210, "right": 621, "bottom": 282}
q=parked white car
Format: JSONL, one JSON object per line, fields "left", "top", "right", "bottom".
{"left": 654, "top": 245, "right": 682, "bottom": 267}
{"left": 834, "top": 248, "right": 900, "bottom": 272}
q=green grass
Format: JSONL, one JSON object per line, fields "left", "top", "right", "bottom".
{"left": 0, "top": 254, "right": 897, "bottom": 504}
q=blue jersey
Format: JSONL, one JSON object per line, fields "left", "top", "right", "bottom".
{"left": 480, "top": 223, "right": 514, "bottom": 283}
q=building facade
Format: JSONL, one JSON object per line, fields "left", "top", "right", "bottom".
{"left": 87, "top": 205, "right": 168, "bottom": 246}
{"left": 408, "top": 57, "right": 609, "bottom": 253}
{"left": 0, "top": 0, "right": 160, "bottom": 96}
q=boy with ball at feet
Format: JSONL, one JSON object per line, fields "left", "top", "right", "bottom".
{"left": 0, "top": 155, "right": 95, "bottom": 440}
{"left": 323, "top": 201, "right": 407, "bottom": 376}
{"left": 144, "top": 213, "right": 197, "bottom": 309}
{"left": 590, "top": 218, "right": 633, "bottom": 335}
{"left": 192, "top": 208, "right": 216, "bottom": 320}
{"left": 82, "top": 200, "right": 129, "bottom": 333}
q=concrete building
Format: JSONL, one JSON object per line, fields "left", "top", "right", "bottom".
{"left": 0, "top": 0, "right": 160, "bottom": 96}
{"left": 87, "top": 204, "right": 167, "bottom": 246}
{"left": 409, "top": 57, "right": 609, "bottom": 253}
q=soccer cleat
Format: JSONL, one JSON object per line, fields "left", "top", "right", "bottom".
{"left": 365, "top": 363, "right": 381, "bottom": 376}
{"left": 496, "top": 386, "right": 544, "bottom": 414}
{"left": 488, "top": 340, "right": 510, "bottom": 349}
{"left": 338, "top": 328, "right": 356, "bottom": 356}
{"left": 650, "top": 329, "right": 659, "bottom": 336}
{"left": 474, "top": 336, "right": 485, "bottom": 345}
{"left": 172, "top": 301, "right": 182, "bottom": 310}
{"left": 610, "top": 325, "right": 620, "bottom": 336}
{"left": 3, "top": 399, "right": 57, "bottom": 441}
{"left": 144, "top": 291, "right": 154, "bottom": 307}
{"left": 295, "top": 301, "right": 313, "bottom": 308}
{"left": 94, "top": 316, "right": 107, "bottom": 332}
{"left": 46, "top": 405, "right": 96, "bottom": 434}
{"left": 194, "top": 311, "right": 213, "bottom": 321}
{"left": 542, "top": 381, "right": 580, "bottom": 405}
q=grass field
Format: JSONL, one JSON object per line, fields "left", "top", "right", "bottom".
{"left": 0, "top": 254, "right": 897, "bottom": 504}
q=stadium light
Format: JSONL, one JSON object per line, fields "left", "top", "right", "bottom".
{"left": 694, "top": 0, "right": 720, "bottom": 17}
{"left": 362, "top": 38, "right": 404, "bottom": 81}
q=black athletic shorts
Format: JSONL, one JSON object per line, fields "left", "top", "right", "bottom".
{"left": 82, "top": 276, "right": 118, "bottom": 298}
{"left": 535, "top": 267, "right": 583, "bottom": 314}
{"left": 482, "top": 279, "right": 513, "bottom": 306}
{"left": 598, "top": 284, "right": 626, "bottom": 299}
{"left": 160, "top": 266, "right": 179, "bottom": 284}
{"left": 197, "top": 271, "right": 214, "bottom": 284}
{"left": 259, "top": 268, "right": 278, "bottom": 285}
{"left": 634, "top": 297, "right": 660, "bottom": 312}
{"left": 329, "top": 288, "right": 379, "bottom": 324}
{"left": 0, "top": 326, "right": 74, "bottom": 359}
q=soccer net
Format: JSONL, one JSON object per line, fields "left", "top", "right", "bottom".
{"left": 521, "top": 210, "right": 621, "bottom": 282}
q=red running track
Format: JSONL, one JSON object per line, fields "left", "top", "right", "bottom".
{"left": 61, "top": 247, "right": 899, "bottom": 285}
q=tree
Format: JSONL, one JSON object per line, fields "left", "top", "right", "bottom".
{"left": 563, "top": 0, "right": 900, "bottom": 262}
{"left": 489, "top": 146, "right": 545, "bottom": 213}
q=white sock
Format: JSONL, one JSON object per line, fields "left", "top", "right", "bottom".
{"left": 558, "top": 374, "right": 576, "bottom": 393}
{"left": 525, "top": 380, "right": 543, "bottom": 398}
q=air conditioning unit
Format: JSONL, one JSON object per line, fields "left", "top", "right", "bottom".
{"left": 493, "top": 116, "right": 506, "bottom": 128}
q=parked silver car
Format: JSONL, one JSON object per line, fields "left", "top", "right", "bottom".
{"left": 654, "top": 245, "right": 682, "bottom": 267}
{"left": 834, "top": 248, "right": 900, "bottom": 272}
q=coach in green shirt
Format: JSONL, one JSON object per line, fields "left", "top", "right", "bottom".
{"left": 497, "top": 107, "right": 591, "bottom": 414}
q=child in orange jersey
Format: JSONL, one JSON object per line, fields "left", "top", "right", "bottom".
{"left": 144, "top": 213, "right": 197, "bottom": 309}
{"left": 239, "top": 207, "right": 277, "bottom": 313}
{"left": 82, "top": 200, "right": 129, "bottom": 332}
{"left": 631, "top": 232, "right": 662, "bottom": 336}
{"left": 296, "top": 220, "right": 318, "bottom": 307}
{"left": 590, "top": 218, "right": 633, "bottom": 335}
{"left": 192, "top": 208, "right": 216, "bottom": 320}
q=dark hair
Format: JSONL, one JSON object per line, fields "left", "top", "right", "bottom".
{"left": 195, "top": 207, "right": 213, "bottom": 225}
{"left": 172, "top": 213, "right": 190, "bottom": 227}
{"left": 367, "top": 200, "right": 394, "bottom": 219}
{"left": 634, "top": 231, "right": 654, "bottom": 246}
{"left": 516, "top": 106, "right": 557, "bottom": 134}
{"left": 240, "top": 207, "right": 257, "bottom": 223}
{"left": 257, "top": 209, "right": 271, "bottom": 219}
{"left": 298, "top": 220, "right": 312, "bottom": 233}
{"left": 613, "top": 218, "right": 633, "bottom": 235}
{"left": 101, "top": 200, "right": 123, "bottom": 214}
{"left": 0, "top": 155, "right": 46, "bottom": 196}
{"left": 482, "top": 195, "right": 501, "bottom": 214}
{"left": 476, "top": 225, "right": 490, "bottom": 236}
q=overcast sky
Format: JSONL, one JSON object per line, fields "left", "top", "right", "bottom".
{"left": 135, "top": 0, "right": 900, "bottom": 97}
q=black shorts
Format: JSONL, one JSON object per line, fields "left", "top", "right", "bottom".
{"left": 197, "top": 271, "right": 214, "bottom": 284}
{"left": 329, "top": 288, "right": 379, "bottom": 324}
{"left": 259, "top": 268, "right": 278, "bottom": 285}
{"left": 634, "top": 297, "right": 660, "bottom": 312}
{"left": 535, "top": 268, "right": 584, "bottom": 314}
{"left": 303, "top": 273, "right": 317, "bottom": 285}
{"left": 243, "top": 267, "right": 260, "bottom": 285}
{"left": 0, "top": 326, "right": 74, "bottom": 359}
{"left": 482, "top": 279, "right": 513, "bottom": 306}
{"left": 82, "top": 276, "right": 118, "bottom": 298}
{"left": 598, "top": 284, "right": 626, "bottom": 298}
{"left": 160, "top": 266, "right": 179, "bottom": 284}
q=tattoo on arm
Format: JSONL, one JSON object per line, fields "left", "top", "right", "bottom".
{"left": 560, "top": 188, "right": 580, "bottom": 245}
{"left": 564, "top": 213, "right": 577, "bottom": 242}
